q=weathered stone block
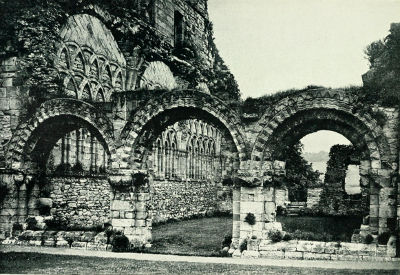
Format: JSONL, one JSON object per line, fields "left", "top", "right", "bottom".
{"left": 336, "top": 254, "right": 360, "bottom": 261}
{"left": 296, "top": 240, "right": 314, "bottom": 252}
{"left": 339, "top": 242, "right": 366, "bottom": 255}
{"left": 87, "top": 242, "right": 107, "bottom": 251}
{"left": 284, "top": 251, "right": 303, "bottom": 259}
{"left": 111, "top": 200, "right": 131, "bottom": 211}
{"left": 125, "top": 211, "right": 134, "bottom": 219}
{"left": 240, "top": 202, "right": 263, "bottom": 214}
{"left": 80, "top": 232, "right": 97, "bottom": 242}
{"left": 259, "top": 240, "right": 285, "bottom": 251}
{"left": 56, "top": 240, "right": 70, "bottom": 248}
{"left": 242, "top": 250, "right": 260, "bottom": 258}
{"left": 27, "top": 240, "right": 40, "bottom": 246}
{"left": 43, "top": 240, "right": 56, "bottom": 247}
{"left": 112, "top": 219, "right": 135, "bottom": 227}
{"left": 259, "top": 250, "right": 285, "bottom": 259}
{"left": 263, "top": 222, "right": 282, "bottom": 232}
{"left": 324, "top": 242, "right": 340, "bottom": 254}
{"left": 303, "top": 252, "right": 331, "bottom": 260}
{"left": 71, "top": 241, "right": 87, "bottom": 249}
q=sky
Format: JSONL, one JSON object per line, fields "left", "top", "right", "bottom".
{"left": 208, "top": 0, "right": 400, "bottom": 152}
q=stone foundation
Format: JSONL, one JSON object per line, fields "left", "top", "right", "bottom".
{"left": 239, "top": 239, "right": 398, "bottom": 262}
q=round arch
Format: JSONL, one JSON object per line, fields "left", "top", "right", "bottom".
{"left": 116, "top": 90, "right": 248, "bottom": 170}
{"left": 5, "top": 98, "right": 116, "bottom": 171}
{"left": 251, "top": 89, "right": 393, "bottom": 169}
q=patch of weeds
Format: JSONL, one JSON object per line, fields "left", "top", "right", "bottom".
{"left": 268, "top": 230, "right": 283, "bottom": 242}
{"left": 244, "top": 213, "right": 256, "bottom": 225}
{"left": 364, "top": 234, "right": 374, "bottom": 244}
{"left": 377, "top": 232, "right": 391, "bottom": 245}
{"left": 239, "top": 239, "right": 247, "bottom": 252}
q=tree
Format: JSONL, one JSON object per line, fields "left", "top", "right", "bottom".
{"left": 283, "top": 142, "right": 321, "bottom": 202}
{"left": 363, "top": 23, "right": 400, "bottom": 106}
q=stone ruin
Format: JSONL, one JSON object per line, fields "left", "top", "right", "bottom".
{"left": 0, "top": 0, "right": 399, "bottom": 260}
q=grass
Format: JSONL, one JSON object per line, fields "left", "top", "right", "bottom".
{"left": 147, "top": 215, "right": 362, "bottom": 256}
{"left": 148, "top": 216, "right": 232, "bottom": 256}
{"left": 277, "top": 216, "right": 363, "bottom": 242}
{"left": 0, "top": 252, "right": 397, "bottom": 275}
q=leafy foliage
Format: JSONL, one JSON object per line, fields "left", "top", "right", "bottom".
{"left": 112, "top": 232, "right": 130, "bottom": 252}
{"left": 239, "top": 239, "right": 247, "bottom": 252}
{"left": 364, "top": 234, "right": 374, "bottom": 244}
{"left": 282, "top": 232, "right": 292, "bottom": 241}
{"left": 244, "top": 213, "right": 256, "bottom": 225}
{"left": 268, "top": 230, "right": 283, "bottom": 242}
{"left": 222, "top": 234, "right": 232, "bottom": 248}
{"left": 362, "top": 23, "right": 400, "bottom": 106}
{"left": 282, "top": 142, "right": 322, "bottom": 202}
{"left": 242, "top": 85, "right": 325, "bottom": 117}
{"left": 377, "top": 232, "right": 391, "bottom": 245}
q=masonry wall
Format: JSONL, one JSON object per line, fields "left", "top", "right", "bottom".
{"left": 0, "top": 57, "right": 28, "bottom": 167}
{"left": 149, "top": 178, "right": 223, "bottom": 224}
{"left": 155, "top": 0, "right": 211, "bottom": 62}
{"left": 307, "top": 188, "right": 322, "bottom": 208}
{"left": 48, "top": 176, "right": 112, "bottom": 227}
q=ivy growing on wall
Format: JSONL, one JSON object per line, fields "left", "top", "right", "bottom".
{"left": 0, "top": 0, "right": 241, "bottom": 115}
{"left": 314, "top": 145, "right": 368, "bottom": 216}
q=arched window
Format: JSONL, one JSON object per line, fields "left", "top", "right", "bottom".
{"left": 96, "top": 88, "right": 105, "bottom": 102}
{"left": 73, "top": 52, "right": 85, "bottom": 73}
{"left": 82, "top": 83, "right": 91, "bottom": 101}
{"left": 187, "top": 143, "right": 192, "bottom": 179}
{"left": 171, "top": 142, "right": 176, "bottom": 178}
{"left": 163, "top": 141, "right": 169, "bottom": 178}
{"left": 59, "top": 47, "right": 70, "bottom": 69}
{"left": 90, "top": 59, "right": 99, "bottom": 79}
{"left": 174, "top": 11, "right": 184, "bottom": 47}
{"left": 195, "top": 140, "right": 200, "bottom": 179}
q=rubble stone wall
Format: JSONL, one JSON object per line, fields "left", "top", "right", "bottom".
{"left": 48, "top": 176, "right": 112, "bottom": 227}
{"left": 149, "top": 179, "right": 221, "bottom": 224}
{"left": 307, "top": 188, "right": 322, "bottom": 208}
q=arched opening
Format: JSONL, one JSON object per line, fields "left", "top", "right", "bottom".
{"left": 4, "top": 99, "right": 115, "bottom": 233}
{"left": 118, "top": 95, "right": 247, "bottom": 253}
{"left": 253, "top": 104, "right": 393, "bottom": 242}
{"left": 19, "top": 115, "right": 112, "bottom": 228}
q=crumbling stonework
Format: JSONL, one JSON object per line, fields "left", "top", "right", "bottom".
{"left": 307, "top": 188, "right": 322, "bottom": 208}
{"left": 48, "top": 176, "right": 111, "bottom": 227}
{"left": 0, "top": 0, "right": 399, "bottom": 259}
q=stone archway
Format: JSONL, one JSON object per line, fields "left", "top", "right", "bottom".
{"left": 5, "top": 98, "right": 116, "bottom": 171}
{"left": 116, "top": 90, "right": 248, "bottom": 169}
{"left": 0, "top": 98, "right": 117, "bottom": 232}
{"left": 241, "top": 89, "right": 396, "bottom": 250}
{"left": 109, "top": 89, "right": 248, "bottom": 246}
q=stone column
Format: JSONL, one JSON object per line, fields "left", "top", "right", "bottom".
{"left": 0, "top": 171, "right": 29, "bottom": 238}
{"left": 369, "top": 184, "right": 380, "bottom": 233}
{"left": 231, "top": 186, "right": 241, "bottom": 249}
{"left": 109, "top": 171, "right": 152, "bottom": 248}
{"left": 239, "top": 186, "right": 264, "bottom": 240}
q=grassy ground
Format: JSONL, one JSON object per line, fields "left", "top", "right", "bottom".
{"left": 148, "top": 215, "right": 361, "bottom": 256}
{"left": 277, "top": 215, "right": 363, "bottom": 242}
{"left": 0, "top": 252, "right": 397, "bottom": 275}
{"left": 148, "top": 216, "right": 232, "bottom": 256}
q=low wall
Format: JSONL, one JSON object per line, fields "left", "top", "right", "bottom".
{"left": 239, "top": 239, "right": 398, "bottom": 261}
{"left": 149, "top": 179, "right": 223, "bottom": 224}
